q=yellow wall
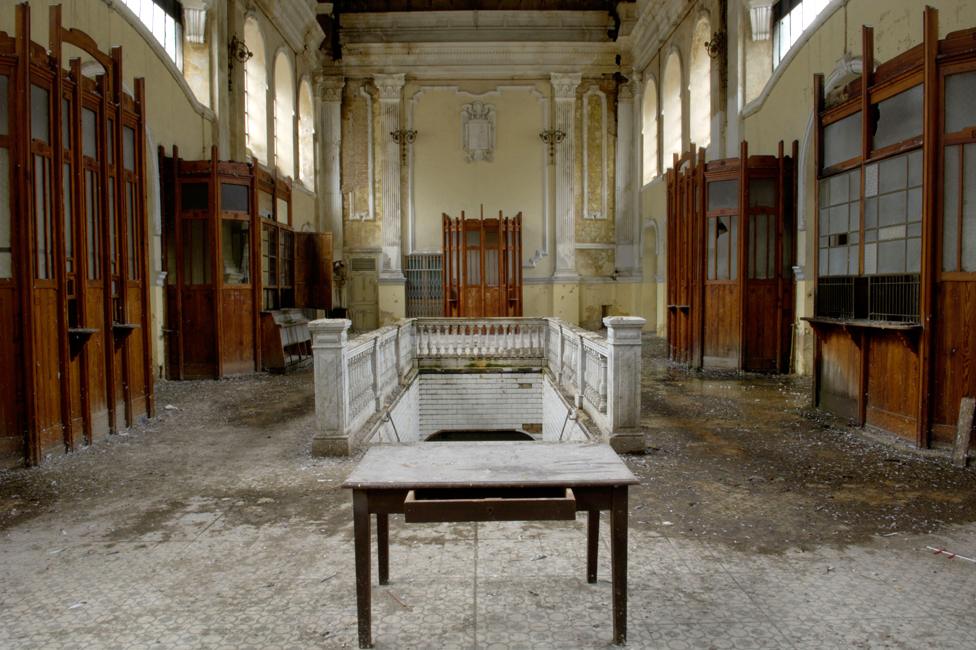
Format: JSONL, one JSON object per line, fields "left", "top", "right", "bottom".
{"left": 409, "top": 82, "right": 548, "bottom": 277}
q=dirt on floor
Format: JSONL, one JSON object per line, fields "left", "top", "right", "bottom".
{"left": 1, "top": 337, "right": 975, "bottom": 556}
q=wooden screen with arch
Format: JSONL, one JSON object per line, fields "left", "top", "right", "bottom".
{"left": 0, "top": 4, "right": 153, "bottom": 467}
{"left": 666, "top": 142, "right": 798, "bottom": 373}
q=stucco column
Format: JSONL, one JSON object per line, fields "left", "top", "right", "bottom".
{"left": 551, "top": 72, "right": 581, "bottom": 282}
{"left": 310, "top": 318, "right": 352, "bottom": 456}
{"left": 604, "top": 316, "right": 646, "bottom": 453}
{"left": 317, "top": 75, "right": 344, "bottom": 262}
{"left": 374, "top": 73, "right": 406, "bottom": 280}
{"left": 615, "top": 78, "right": 637, "bottom": 276}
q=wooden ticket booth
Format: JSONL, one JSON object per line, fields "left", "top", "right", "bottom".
{"left": 0, "top": 4, "right": 153, "bottom": 467}
{"left": 442, "top": 210, "right": 522, "bottom": 318}
{"left": 666, "top": 142, "right": 797, "bottom": 372}
{"left": 808, "top": 10, "right": 976, "bottom": 449}
{"left": 160, "top": 147, "right": 332, "bottom": 378}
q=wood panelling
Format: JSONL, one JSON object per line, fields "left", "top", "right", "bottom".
{"left": 865, "top": 333, "right": 919, "bottom": 440}
{"left": 818, "top": 330, "right": 859, "bottom": 420}
{"left": 85, "top": 285, "right": 109, "bottom": 439}
{"left": 443, "top": 212, "right": 522, "bottom": 318}
{"left": 0, "top": 284, "right": 22, "bottom": 465}
{"left": 932, "top": 280, "right": 976, "bottom": 443}
{"left": 125, "top": 285, "right": 148, "bottom": 417}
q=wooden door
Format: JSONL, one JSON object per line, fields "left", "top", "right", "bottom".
{"left": 442, "top": 211, "right": 522, "bottom": 318}
{"left": 348, "top": 256, "right": 378, "bottom": 331}
{"left": 295, "top": 231, "right": 333, "bottom": 311}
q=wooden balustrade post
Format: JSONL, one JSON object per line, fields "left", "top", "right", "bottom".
{"left": 604, "top": 316, "right": 646, "bottom": 454}
{"left": 310, "top": 319, "right": 353, "bottom": 456}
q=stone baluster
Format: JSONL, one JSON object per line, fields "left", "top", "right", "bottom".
{"left": 310, "top": 319, "right": 352, "bottom": 456}
{"left": 371, "top": 338, "right": 381, "bottom": 411}
{"left": 575, "top": 334, "right": 585, "bottom": 407}
{"left": 604, "top": 316, "right": 646, "bottom": 453}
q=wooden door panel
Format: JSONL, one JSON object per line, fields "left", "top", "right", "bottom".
{"left": 85, "top": 285, "right": 109, "bottom": 438}
{"left": 744, "top": 281, "right": 779, "bottom": 372}
{"left": 703, "top": 284, "right": 740, "bottom": 368}
{"left": 33, "top": 287, "right": 64, "bottom": 453}
{"left": 181, "top": 287, "right": 217, "bottom": 378}
{"left": 126, "top": 285, "right": 148, "bottom": 418}
{"left": 817, "top": 330, "right": 859, "bottom": 419}
{"left": 0, "top": 285, "right": 22, "bottom": 465}
{"left": 220, "top": 287, "right": 255, "bottom": 375}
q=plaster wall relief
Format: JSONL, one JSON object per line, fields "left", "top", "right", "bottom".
{"left": 461, "top": 101, "right": 496, "bottom": 163}
{"left": 341, "top": 82, "right": 381, "bottom": 250}
{"left": 575, "top": 81, "right": 616, "bottom": 247}
{"left": 551, "top": 72, "right": 582, "bottom": 280}
{"left": 576, "top": 248, "right": 616, "bottom": 277}
{"left": 374, "top": 73, "right": 406, "bottom": 278}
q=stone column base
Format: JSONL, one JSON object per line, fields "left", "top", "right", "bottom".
{"left": 609, "top": 432, "right": 645, "bottom": 454}
{"left": 312, "top": 435, "right": 354, "bottom": 457}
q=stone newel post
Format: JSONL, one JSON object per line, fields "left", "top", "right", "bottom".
{"left": 603, "top": 316, "right": 646, "bottom": 453}
{"left": 310, "top": 318, "right": 352, "bottom": 456}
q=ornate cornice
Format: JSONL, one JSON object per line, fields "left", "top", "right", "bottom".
{"left": 254, "top": 0, "right": 323, "bottom": 55}
{"left": 551, "top": 72, "right": 582, "bottom": 99}
{"left": 373, "top": 73, "right": 406, "bottom": 101}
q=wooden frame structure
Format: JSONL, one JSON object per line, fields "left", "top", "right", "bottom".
{"left": 0, "top": 4, "right": 153, "bottom": 467}
{"left": 442, "top": 210, "right": 522, "bottom": 318}
{"left": 159, "top": 146, "right": 331, "bottom": 379}
{"left": 809, "top": 8, "right": 976, "bottom": 448}
{"left": 666, "top": 142, "right": 798, "bottom": 372}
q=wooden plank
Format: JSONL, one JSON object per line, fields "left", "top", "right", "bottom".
{"left": 343, "top": 442, "right": 638, "bottom": 489}
{"left": 954, "top": 397, "right": 974, "bottom": 467}
{"left": 402, "top": 487, "right": 576, "bottom": 522}
{"left": 610, "top": 485, "right": 628, "bottom": 645}
{"left": 587, "top": 510, "right": 599, "bottom": 584}
{"left": 352, "top": 490, "right": 372, "bottom": 649}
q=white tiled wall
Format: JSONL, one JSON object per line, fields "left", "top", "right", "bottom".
{"left": 418, "top": 372, "right": 543, "bottom": 438}
{"left": 542, "top": 376, "right": 590, "bottom": 442}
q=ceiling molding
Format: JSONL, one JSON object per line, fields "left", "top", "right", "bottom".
{"left": 329, "top": 41, "right": 618, "bottom": 79}
{"left": 256, "top": 0, "right": 324, "bottom": 54}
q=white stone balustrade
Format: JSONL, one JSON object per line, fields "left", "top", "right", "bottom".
{"left": 310, "top": 315, "right": 645, "bottom": 455}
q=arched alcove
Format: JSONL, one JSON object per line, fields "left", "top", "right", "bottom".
{"left": 642, "top": 77, "right": 659, "bottom": 184}
{"left": 273, "top": 51, "right": 295, "bottom": 179}
{"left": 243, "top": 18, "right": 268, "bottom": 164}
{"left": 662, "top": 51, "right": 683, "bottom": 168}
{"left": 689, "top": 17, "right": 712, "bottom": 150}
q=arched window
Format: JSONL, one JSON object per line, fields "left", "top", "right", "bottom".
{"left": 274, "top": 52, "right": 295, "bottom": 179}
{"left": 298, "top": 78, "right": 315, "bottom": 188}
{"left": 662, "top": 51, "right": 683, "bottom": 167}
{"left": 689, "top": 18, "right": 711, "bottom": 149}
{"left": 243, "top": 18, "right": 268, "bottom": 164}
{"left": 642, "top": 78, "right": 659, "bottom": 184}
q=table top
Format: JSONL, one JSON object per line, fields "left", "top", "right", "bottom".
{"left": 342, "top": 442, "right": 639, "bottom": 490}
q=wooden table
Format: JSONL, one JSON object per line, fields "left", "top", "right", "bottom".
{"left": 342, "top": 442, "right": 639, "bottom": 648}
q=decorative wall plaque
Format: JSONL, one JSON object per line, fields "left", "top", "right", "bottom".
{"left": 461, "top": 101, "right": 495, "bottom": 162}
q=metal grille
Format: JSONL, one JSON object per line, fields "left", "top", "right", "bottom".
{"left": 815, "top": 276, "right": 855, "bottom": 319}
{"left": 405, "top": 253, "right": 443, "bottom": 317}
{"left": 816, "top": 274, "right": 920, "bottom": 322}
{"left": 868, "top": 274, "right": 920, "bottom": 322}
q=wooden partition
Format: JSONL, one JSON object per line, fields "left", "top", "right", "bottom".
{"left": 159, "top": 147, "right": 331, "bottom": 379}
{"left": 809, "top": 8, "right": 976, "bottom": 449}
{"left": 666, "top": 142, "right": 797, "bottom": 372}
{"left": 442, "top": 210, "right": 522, "bottom": 318}
{"left": 0, "top": 4, "right": 153, "bottom": 467}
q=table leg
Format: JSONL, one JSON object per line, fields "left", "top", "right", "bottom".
{"left": 587, "top": 510, "right": 599, "bottom": 583}
{"left": 610, "top": 486, "right": 628, "bottom": 645}
{"left": 353, "top": 490, "right": 372, "bottom": 648}
{"left": 377, "top": 513, "right": 389, "bottom": 585}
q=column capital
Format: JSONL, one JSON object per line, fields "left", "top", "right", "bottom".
{"left": 316, "top": 75, "right": 345, "bottom": 103}
{"left": 374, "top": 73, "right": 406, "bottom": 101}
{"left": 550, "top": 72, "right": 582, "bottom": 100}
{"left": 618, "top": 80, "right": 634, "bottom": 102}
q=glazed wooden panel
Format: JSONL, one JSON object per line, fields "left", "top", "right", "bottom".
{"left": 220, "top": 287, "right": 255, "bottom": 375}
{"left": 932, "top": 280, "right": 976, "bottom": 443}
{"left": 865, "top": 333, "right": 919, "bottom": 440}
{"left": 164, "top": 286, "right": 180, "bottom": 378}
{"left": 181, "top": 287, "right": 217, "bottom": 378}
{"left": 703, "top": 284, "right": 740, "bottom": 367}
{"left": 817, "top": 329, "right": 859, "bottom": 419}
{"left": 744, "top": 281, "right": 779, "bottom": 371}
{"left": 33, "top": 286, "right": 63, "bottom": 454}
{"left": 67, "top": 347, "right": 83, "bottom": 445}
{"left": 0, "top": 284, "right": 21, "bottom": 464}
